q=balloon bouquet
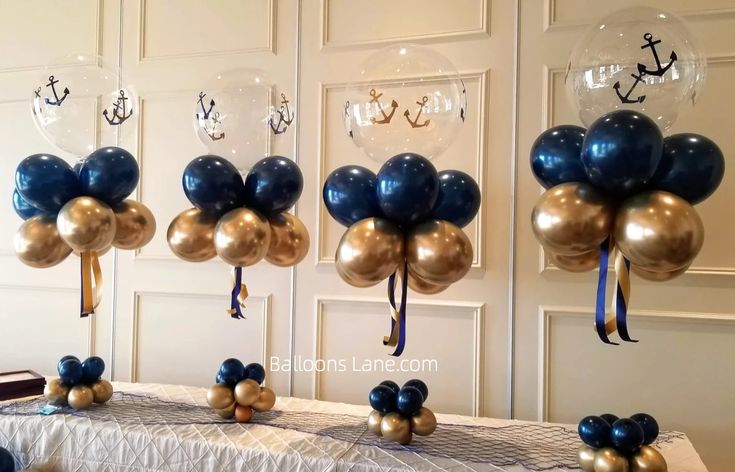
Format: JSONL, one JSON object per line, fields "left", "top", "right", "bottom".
{"left": 531, "top": 7, "right": 723, "bottom": 344}
{"left": 45, "top": 355, "right": 114, "bottom": 410}
{"left": 324, "top": 45, "right": 480, "bottom": 355}
{"left": 168, "top": 70, "right": 308, "bottom": 318}
{"left": 14, "top": 55, "right": 155, "bottom": 317}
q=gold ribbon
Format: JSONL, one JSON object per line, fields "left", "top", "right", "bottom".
{"left": 80, "top": 251, "right": 102, "bottom": 317}
{"left": 382, "top": 263, "right": 407, "bottom": 356}
{"left": 383, "top": 274, "right": 402, "bottom": 348}
{"left": 602, "top": 240, "right": 632, "bottom": 338}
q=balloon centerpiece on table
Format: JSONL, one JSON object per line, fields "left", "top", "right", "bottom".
{"left": 531, "top": 6, "right": 722, "bottom": 344}
{"left": 206, "top": 359, "right": 276, "bottom": 422}
{"left": 325, "top": 44, "right": 478, "bottom": 356}
{"left": 367, "top": 379, "right": 437, "bottom": 445}
{"left": 44, "top": 355, "right": 114, "bottom": 410}
{"left": 577, "top": 413, "right": 666, "bottom": 472}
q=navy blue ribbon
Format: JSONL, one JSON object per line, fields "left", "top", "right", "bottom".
{"left": 384, "top": 260, "right": 409, "bottom": 356}
{"left": 594, "top": 238, "right": 617, "bottom": 345}
{"left": 79, "top": 255, "right": 89, "bottom": 318}
{"left": 230, "top": 266, "right": 244, "bottom": 319}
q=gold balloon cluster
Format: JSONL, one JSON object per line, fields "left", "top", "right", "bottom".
{"left": 44, "top": 377, "right": 113, "bottom": 410}
{"left": 579, "top": 445, "right": 667, "bottom": 472}
{"left": 368, "top": 407, "right": 437, "bottom": 445}
{"left": 207, "top": 380, "right": 276, "bottom": 423}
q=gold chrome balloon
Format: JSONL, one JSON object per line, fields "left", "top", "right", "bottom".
{"left": 265, "top": 212, "right": 310, "bottom": 267}
{"left": 577, "top": 444, "right": 597, "bottom": 472}
{"left": 57, "top": 197, "right": 116, "bottom": 252}
{"left": 532, "top": 183, "right": 614, "bottom": 256}
{"left": 398, "top": 265, "right": 449, "bottom": 294}
{"left": 111, "top": 200, "right": 156, "bottom": 250}
{"left": 410, "top": 407, "right": 437, "bottom": 436}
{"left": 214, "top": 208, "right": 271, "bottom": 266}
{"left": 252, "top": 387, "right": 276, "bottom": 412}
{"left": 367, "top": 410, "right": 384, "bottom": 436}
{"left": 630, "top": 445, "right": 668, "bottom": 472}
{"left": 632, "top": 264, "right": 689, "bottom": 282}
{"left": 44, "top": 378, "right": 69, "bottom": 406}
{"left": 167, "top": 208, "right": 218, "bottom": 262}
{"left": 67, "top": 385, "right": 94, "bottom": 410}
{"left": 215, "top": 402, "right": 236, "bottom": 419}
{"left": 594, "top": 447, "right": 631, "bottom": 472}
{"left": 234, "top": 379, "right": 261, "bottom": 406}
{"left": 335, "top": 218, "right": 404, "bottom": 287}
{"left": 407, "top": 219, "right": 473, "bottom": 285}
{"left": 90, "top": 380, "right": 114, "bottom": 404}
{"left": 549, "top": 248, "right": 600, "bottom": 273}
{"left": 207, "top": 384, "right": 235, "bottom": 410}
{"left": 14, "top": 215, "right": 72, "bottom": 268}
{"left": 235, "top": 405, "right": 253, "bottom": 423}
{"left": 380, "top": 412, "right": 412, "bottom": 444}
{"left": 615, "top": 191, "right": 703, "bottom": 273}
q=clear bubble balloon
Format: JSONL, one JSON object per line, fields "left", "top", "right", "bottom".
{"left": 31, "top": 54, "right": 138, "bottom": 158}
{"left": 193, "top": 69, "right": 295, "bottom": 173}
{"left": 344, "top": 44, "right": 466, "bottom": 162}
{"left": 566, "top": 7, "right": 706, "bottom": 132}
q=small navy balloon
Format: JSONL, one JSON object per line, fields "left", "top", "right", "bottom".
{"left": 0, "top": 447, "right": 15, "bottom": 472}
{"left": 218, "top": 358, "right": 246, "bottom": 386}
{"left": 396, "top": 386, "right": 424, "bottom": 416}
{"left": 183, "top": 155, "right": 245, "bottom": 214}
{"left": 403, "top": 379, "right": 428, "bottom": 401}
{"left": 376, "top": 153, "right": 439, "bottom": 227}
{"left": 58, "top": 358, "right": 84, "bottom": 386}
{"left": 581, "top": 110, "right": 663, "bottom": 196}
{"left": 244, "top": 156, "right": 303, "bottom": 216}
{"left": 81, "top": 356, "right": 105, "bottom": 383}
{"left": 57, "top": 355, "right": 79, "bottom": 374}
{"left": 369, "top": 385, "right": 397, "bottom": 414}
{"left": 429, "top": 170, "right": 481, "bottom": 228}
{"left": 651, "top": 133, "right": 725, "bottom": 205}
{"left": 323, "top": 165, "right": 381, "bottom": 226}
{"left": 530, "top": 125, "right": 587, "bottom": 188}
{"left": 244, "top": 363, "right": 266, "bottom": 385}
{"left": 79, "top": 147, "right": 140, "bottom": 204}
{"left": 600, "top": 413, "right": 619, "bottom": 426}
{"left": 630, "top": 413, "right": 659, "bottom": 445}
{"left": 611, "top": 418, "right": 645, "bottom": 454}
{"left": 379, "top": 380, "right": 400, "bottom": 395}
{"left": 12, "top": 189, "right": 41, "bottom": 220}
{"left": 578, "top": 415, "right": 612, "bottom": 448}
{"left": 15, "top": 153, "right": 80, "bottom": 212}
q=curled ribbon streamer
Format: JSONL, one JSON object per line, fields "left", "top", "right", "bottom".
{"left": 595, "top": 238, "right": 618, "bottom": 345}
{"left": 80, "top": 251, "right": 102, "bottom": 317}
{"left": 595, "top": 238, "right": 635, "bottom": 344}
{"left": 227, "top": 266, "right": 248, "bottom": 319}
{"left": 613, "top": 250, "right": 636, "bottom": 342}
{"left": 383, "top": 260, "right": 408, "bottom": 357}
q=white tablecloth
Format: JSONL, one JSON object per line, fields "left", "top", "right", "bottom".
{"left": 0, "top": 382, "right": 707, "bottom": 471}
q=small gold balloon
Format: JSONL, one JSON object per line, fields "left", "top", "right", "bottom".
{"left": 44, "top": 378, "right": 69, "bottom": 406}
{"left": 632, "top": 264, "right": 689, "bottom": 282}
{"left": 57, "top": 196, "right": 117, "bottom": 252}
{"left": 67, "top": 385, "right": 94, "bottom": 410}
{"left": 234, "top": 404, "right": 253, "bottom": 423}
{"left": 614, "top": 191, "right": 703, "bottom": 273}
{"left": 532, "top": 183, "right": 614, "bottom": 256}
{"left": 234, "top": 379, "right": 261, "bottom": 406}
{"left": 251, "top": 387, "right": 276, "bottom": 412}
{"left": 577, "top": 444, "right": 597, "bottom": 472}
{"left": 214, "top": 208, "right": 271, "bottom": 266}
{"left": 335, "top": 217, "right": 404, "bottom": 287}
{"left": 111, "top": 200, "right": 156, "bottom": 250}
{"left": 215, "top": 402, "right": 236, "bottom": 419}
{"left": 367, "top": 410, "right": 384, "bottom": 436}
{"left": 630, "top": 445, "right": 667, "bottom": 472}
{"left": 14, "top": 215, "right": 72, "bottom": 268}
{"left": 167, "top": 208, "right": 218, "bottom": 262}
{"left": 380, "top": 412, "right": 412, "bottom": 445}
{"left": 206, "top": 384, "right": 235, "bottom": 410}
{"left": 407, "top": 219, "right": 473, "bottom": 285}
{"left": 90, "top": 380, "right": 114, "bottom": 404}
{"left": 549, "top": 248, "right": 600, "bottom": 273}
{"left": 410, "top": 407, "right": 437, "bottom": 436}
{"left": 265, "top": 212, "right": 310, "bottom": 267}
{"left": 594, "top": 447, "right": 631, "bottom": 472}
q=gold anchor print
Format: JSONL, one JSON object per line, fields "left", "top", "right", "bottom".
{"left": 369, "top": 88, "right": 398, "bottom": 124}
{"left": 404, "top": 96, "right": 431, "bottom": 128}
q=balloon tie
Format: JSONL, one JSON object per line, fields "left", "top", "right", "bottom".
{"left": 80, "top": 251, "right": 102, "bottom": 317}
{"left": 383, "top": 259, "right": 408, "bottom": 356}
{"left": 227, "top": 266, "right": 248, "bottom": 319}
{"left": 594, "top": 238, "right": 636, "bottom": 344}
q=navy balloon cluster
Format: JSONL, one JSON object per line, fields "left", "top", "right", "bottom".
{"left": 366, "top": 379, "right": 437, "bottom": 444}
{"left": 46, "top": 355, "right": 114, "bottom": 410}
{"left": 215, "top": 358, "right": 266, "bottom": 387}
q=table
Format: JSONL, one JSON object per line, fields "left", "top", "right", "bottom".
{"left": 0, "top": 382, "right": 707, "bottom": 471}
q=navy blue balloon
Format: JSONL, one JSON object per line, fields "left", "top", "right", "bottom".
{"left": 376, "top": 153, "right": 439, "bottom": 227}
{"left": 651, "top": 133, "right": 725, "bottom": 204}
{"left": 396, "top": 386, "right": 424, "bottom": 416}
{"left": 581, "top": 110, "right": 663, "bottom": 196}
{"left": 79, "top": 147, "right": 140, "bottom": 204}
{"left": 244, "top": 363, "right": 266, "bottom": 385}
{"left": 244, "top": 156, "right": 303, "bottom": 216}
{"left": 0, "top": 447, "right": 15, "bottom": 472}
{"left": 58, "top": 358, "right": 83, "bottom": 386}
{"left": 379, "top": 380, "right": 400, "bottom": 395}
{"left": 57, "top": 355, "right": 79, "bottom": 374}
{"left": 611, "top": 418, "right": 645, "bottom": 454}
{"left": 218, "top": 358, "right": 246, "bottom": 386}
{"left": 530, "top": 125, "right": 587, "bottom": 188}
{"left": 369, "top": 385, "right": 397, "bottom": 414}
{"left": 429, "top": 170, "right": 481, "bottom": 228}
{"left": 403, "top": 379, "right": 428, "bottom": 401}
{"left": 630, "top": 413, "right": 659, "bottom": 445}
{"left": 183, "top": 155, "right": 245, "bottom": 214}
{"left": 323, "top": 165, "right": 381, "bottom": 226}
{"left": 15, "top": 154, "right": 80, "bottom": 212}
{"left": 578, "top": 415, "right": 612, "bottom": 448}
{"left": 81, "top": 356, "right": 105, "bottom": 384}
{"left": 600, "top": 413, "right": 619, "bottom": 426}
{"left": 215, "top": 372, "right": 226, "bottom": 384}
{"left": 12, "top": 189, "right": 41, "bottom": 220}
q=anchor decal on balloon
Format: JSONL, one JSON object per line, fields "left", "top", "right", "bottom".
{"left": 404, "top": 96, "right": 431, "bottom": 128}
{"left": 103, "top": 90, "right": 133, "bottom": 126}
{"left": 368, "top": 88, "right": 399, "bottom": 125}
{"left": 268, "top": 93, "right": 295, "bottom": 135}
{"left": 612, "top": 32, "right": 678, "bottom": 105}
{"left": 197, "top": 91, "right": 215, "bottom": 120}
{"left": 195, "top": 92, "right": 226, "bottom": 141}
{"left": 43, "top": 75, "right": 70, "bottom": 106}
